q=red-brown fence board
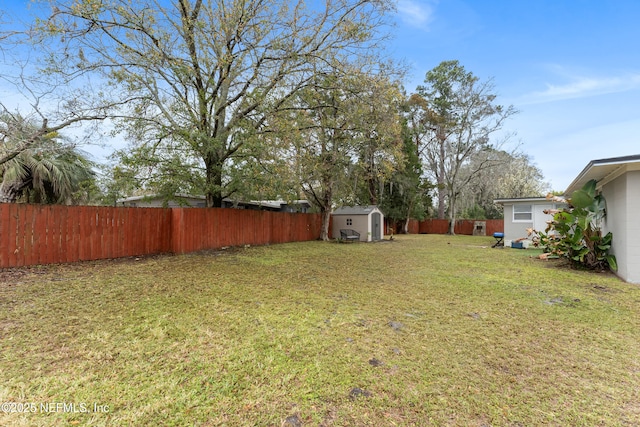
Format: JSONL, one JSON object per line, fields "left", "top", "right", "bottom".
{"left": 13, "top": 204, "right": 22, "bottom": 266}
{"left": 418, "top": 219, "right": 504, "bottom": 235}
{"left": 68, "top": 206, "right": 80, "bottom": 263}
{"left": 126, "top": 208, "right": 137, "bottom": 256}
{"left": 457, "top": 220, "right": 474, "bottom": 235}
{"left": 37, "top": 205, "right": 49, "bottom": 265}
{"left": 103, "top": 208, "right": 111, "bottom": 258}
{"left": 125, "top": 210, "right": 133, "bottom": 254}
{"left": 88, "top": 207, "right": 98, "bottom": 259}
{"left": 6, "top": 204, "right": 17, "bottom": 267}
{"left": 485, "top": 219, "right": 503, "bottom": 236}
{"left": 406, "top": 219, "right": 420, "bottom": 234}
{"left": 77, "top": 207, "right": 86, "bottom": 261}
{"left": 91, "top": 208, "right": 99, "bottom": 261}
{"left": 20, "top": 204, "right": 32, "bottom": 266}
{"left": 55, "top": 206, "right": 64, "bottom": 263}
{"left": 0, "top": 205, "right": 6, "bottom": 267}
{"left": 0, "top": 203, "right": 329, "bottom": 269}
{"left": 53, "top": 207, "right": 60, "bottom": 263}
{"left": 418, "top": 219, "right": 449, "bottom": 234}
{"left": 49, "top": 206, "right": 60, "bottom": 264}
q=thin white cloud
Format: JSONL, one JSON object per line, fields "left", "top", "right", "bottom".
{"left": 396, "top": 0, "right": 435, "bottom": 29}
{"left": 520, "top": 69, "right": 640, "bottom": 105}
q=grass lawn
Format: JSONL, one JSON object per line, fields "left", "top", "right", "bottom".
{"left": 1, "top": 234, "right": 639, "bottom": 426}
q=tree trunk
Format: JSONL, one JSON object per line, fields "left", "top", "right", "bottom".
{"left": 437, "top": 188, "right": 446, "bottom": 219}
{"left": 368, "top": 176, "right": 377, "bottom": 205}
{"left": 403, "top": 196, "right": 416, "bottom": 234}
{"left": 366, "top": 162, "right": 377, "bottom": 205}
{"left": 0, "top": 181, "right": 25, "bottom": 203}
{"left": 447, "top": 190, "right": 456, "bottom": 235}
{"left": 437, "top": 133, "right": 447, "bottom": 219}
{"left": 0, "top": 192, "right": 15, "bottom": 203}
{"left": 320, "top": 207, "right": 331, "bottom": 241}
{"left": 319, "top": 174, "right": 334, "bottom": 241}
{"left": 205, "top": 156, "right": 224, "bottom": 208}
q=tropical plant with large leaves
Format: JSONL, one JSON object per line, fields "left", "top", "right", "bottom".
{"left": 531, "top": 179, "right": 617, "bottom": 271}
{"left": 0, "top": 116, "right": 95, "bottom": 204}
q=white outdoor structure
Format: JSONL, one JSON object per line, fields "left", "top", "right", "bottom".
{"left": 493, "top": 197, "right": 565, "bottom": 246}
{"left": 565, "top": 154, "right": 640, "bottom": 284}
{"left": 496, "top": 154, "right": 640, "bottom": 284}
{"left": 331, "top": 205, "right": 384, "bottom": 242}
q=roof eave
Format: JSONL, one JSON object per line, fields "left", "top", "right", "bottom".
{"left": 565, "top": 154, "right": 640, "bottom": 195}
{"left": 493, "top": 197, "right": 549, "bottom": 205}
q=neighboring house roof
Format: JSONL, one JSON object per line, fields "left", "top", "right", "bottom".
{"left": 565, "top": 154, "right": 640, "bottom": 195}
{"left": 493, "top": 197, "right": 549, "bottom": 204}
{"left": 332, "top": 205, "right": 381, "bottom": 215}
{"left": 248, "top": 200, "right": 310, "bottom": 209}
{"left": 117, "top": 194, "right": 310, "bottom": 210}
{"left": 118, "top": 194, "right": 205, "bottom": 203}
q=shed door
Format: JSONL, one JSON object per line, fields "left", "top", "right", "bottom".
{"left": 372, "top": 213, "right": 381, "bottom": 240}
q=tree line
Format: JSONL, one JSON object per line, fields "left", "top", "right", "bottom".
{"left": 0, "top": 0, "right": 548, "bottom": 238}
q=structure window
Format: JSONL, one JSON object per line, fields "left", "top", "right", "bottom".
{"left": 513, "top": 204, "right": 532, "bottom": 222}
{"left": 346, "top": 218, "right": 353, "bottom": 226}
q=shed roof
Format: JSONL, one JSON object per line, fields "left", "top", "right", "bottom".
{"left": 565, "top": 154, "right": 640, "bottom": 195}
{"left": 332, "top": 205, "right": 381, "bottom": 215}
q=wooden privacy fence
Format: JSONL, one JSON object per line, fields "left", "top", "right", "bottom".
{"left": 169, "top": 208, "right": 322, "bottom": 254}
{"left": 384, "top": 219, "right": 420, "bottom": 235}
{"left": 418, "top": 219, "right": 503, "bottom": 235}
{"left": 0, "top": 204, "right": 323, "bottom": 268}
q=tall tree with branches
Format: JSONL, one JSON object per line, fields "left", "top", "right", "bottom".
{"left": 379, "top": 118, "right": 432, "bottom": 233}
{"left": 412, "top": 60, "right": 517, "bottom": 234}
{"left": 257, "top": 68, "right": 402, "bottom": 240}
{"left": 37, "top": 0, "right": 394, "bottom": 207}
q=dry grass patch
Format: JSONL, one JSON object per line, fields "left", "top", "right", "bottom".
{"left": 0, "top": 235, "right": 639, "bottom": 426}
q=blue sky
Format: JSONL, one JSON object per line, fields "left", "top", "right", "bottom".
{"left": 2, "top": 0, "right": 639, "bottom": 192}
{"left": 391, "top": 0, "right": 640, "bottom": 191}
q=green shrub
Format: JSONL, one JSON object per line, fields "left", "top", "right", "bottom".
{"left": 530, "top": 179, "right": 617, "bottom": 271}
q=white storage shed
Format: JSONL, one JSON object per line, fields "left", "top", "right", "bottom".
{"left": 332, "top": 206, "right": 384, "bottom": 242}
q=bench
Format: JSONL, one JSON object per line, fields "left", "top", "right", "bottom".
{"left": 340, "top": 229, "right": 360, "bottom": 242}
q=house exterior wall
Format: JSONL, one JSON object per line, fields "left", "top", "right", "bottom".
{"left": 501, "top": 201, "right": 558, "bottom": 242}
{"left": 502, "top": 204, "right": 531, "bottom": 241}
{"left": 602, "top": 171, "right": 640, "bottom": 284}
{"left": 625, "top": 171, "right": 640, "bottom": 284}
